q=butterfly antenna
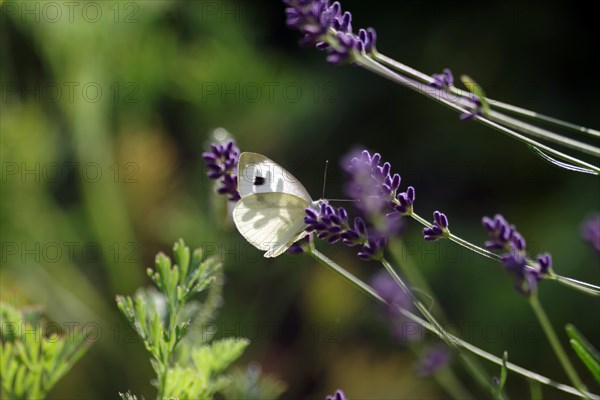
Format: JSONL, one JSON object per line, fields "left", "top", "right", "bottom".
{"left": 321, "top": 160, "right": 329, "bottom": 199}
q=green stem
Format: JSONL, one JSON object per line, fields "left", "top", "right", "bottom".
{"left": 306, "top": 241, "right": 384, "bottom": 303}
{"left": 305, "top": 246, "right": 599, "bottom": 399}
{"left": 388, "top": 238, "right": 442, "bottom": 317}
{"left": 436, "top": 366, "right": 475, "bottom": 400}
{"left": 487, "top": 110, "right": 600, "bottom": 156}
{"left": 409, "top": 212, "right": 600, "bottom": 296}
{"left": 529, "top": 294, "right": 588, "bottom": 394}
{"left": 373, "top": 52, "right": 600, "bottom": 139}
{"left": 411, "top": 212, "right": 500, "bottom": 262}
{"left": 547, "top": 274, "right": 600, "bottom": 297}
{"left": 388, "top": 239, "right": 498, "bottom": 397}
{"left": 407, "top": 346, "right": 474, "bottom": 400}
{"left": 356, "top": 54, "right": 600, "bottom": 174}
{"left": 487, "top": 100, "right": 600, "bottom": 138}
{"left": 157, "top": 299, "right": 181, "bottom": 399}
{"left": 380, "top": 258, "right": 503, "bottom": 399}
{"left": 403, "top": 306, "right": 598, "bottom": 399}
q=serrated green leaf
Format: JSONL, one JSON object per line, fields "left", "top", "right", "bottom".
{"left": 0, "top": 310, "right": 90, "bottom": 400}
{"left": 115, "top": 240, "right": 256, "bottom": 400}
{"left": 163, "top": 366, "right": 210, "bottom": 399}
{"left": 221, "top": 364, "right": 287, "bottom": 400}
{"left": 192, "top": 338, "right": 250, "bottom": 377}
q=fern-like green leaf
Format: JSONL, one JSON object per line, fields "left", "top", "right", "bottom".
{"left": 0, "top": 308, "right": 90, "bottom": 400}
{"left": 222, "top": 364, "right": 287, "bottom": 400}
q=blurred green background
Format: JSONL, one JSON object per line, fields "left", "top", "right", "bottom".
{"left": 1, "top": 0, "right": 598, "bottom": 398}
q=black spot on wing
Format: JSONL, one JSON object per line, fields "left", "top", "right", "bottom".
{"left": 254, "top": 176, "right": 265, "bottom": 186}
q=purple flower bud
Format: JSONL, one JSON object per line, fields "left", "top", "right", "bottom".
{"left": 342, "top": 230, "right": 359, "bottom": 241}
{"left": 391, "top": 174, "right": 401, "bottom": 191}
{"left": 305, "top": 205, "right": 383, "bottom": 260}
{"left": 484, "top": 241, "right": 504, "bottom": 251}
{"left": 483, "top": 213, "right": 551, "bottom": 295}
{"left": 423, "top": 211, "right": 450, "bottom": 241}
{"left": 305, "top": 208, "right": 319, "bottom": 220}
{"left": 354, "top": 217, "right": 366, "bottom": 235}
{"left": 287, "top": 237, "right": 309, "bottom": 255}
{"left": 511, "top": 232, "right": 526, "bottom": 251}
{"left": 325, "top": 389, "right": 347, "bottom": 400}
{"left": 406, "top": 186, "right": 415, "bottom": 203}
{"left": 317, "top": 231, "right": 329, "bottom": 240}
{"left": 338, "top": 207, "right": 348, "bottom": 220}
{"left": 537, "top": 253, "right": 552, "bottom": 275}
{"left": 328, "top": 226, "right": 342, "bottom": 234}
{"left": 328, "top": 234, "right": 341, "bottom": 244}
{"left": 202, "top": 140, "right": 241, "bottom": 201}
{"left": 482, "top": 216, "right": 495, "bottom": 232}
{"left": 364, "top": 27, "right": 377, "bottom": 53}
{"left": 430, "top": 68, "right": 454, "bottom": 89}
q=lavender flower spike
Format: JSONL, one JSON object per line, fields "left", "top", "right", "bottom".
{"left": 423, "top": 211, "right": 450, "bottom": 241}
{"left": 345, "top": 149, "right": 412, "bottom": 227}
{"left": 305, "top": 203, "right": 386, "bottom": 260}
{"left": 202, "top": 140, "right": 241, "bottom": 201}
{"left": 283, "top": 0, "right": 378, "bottom": 64}
{"left": 371, "top": 271, "right": 422, "bottom": 342}
{"left": 482, "top": 214, "right": 525, "bottom": 252}
{"left": 482, "top": 214, "right": 551, "bottom": 295}
{"left": 581, "top": 214, "right": 600, "bottom": 256}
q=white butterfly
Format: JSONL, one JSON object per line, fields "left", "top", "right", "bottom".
{"left": 232, "top": 152, "right": 325, "bottom": 258}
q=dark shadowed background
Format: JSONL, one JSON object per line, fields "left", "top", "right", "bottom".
{"left": 1, "top": 0, "right": 599, "bottom": 398}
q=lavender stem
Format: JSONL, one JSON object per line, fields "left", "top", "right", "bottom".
{"left": 303, "top": 240, "right": 598, "bottom": 398}
{"left": 529, "top": 294, "right": 588, "bottom": 395}
{"left": 373, "top": 52, "right": 600, "bottom": 140}
{"left": 357, "top": 55, "right": 599, "bottom": 174}
{"left": 410, "top": 212, "right": 600, "bottom": 296}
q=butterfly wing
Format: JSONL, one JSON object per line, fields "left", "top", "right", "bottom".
{"left": 232, "top": 192, "right": 310, "bottom": 258}
{"left": 237, "top": 152, "right": 312, "bottom": 202}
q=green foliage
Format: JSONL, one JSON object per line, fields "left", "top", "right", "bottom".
{"left": 160, "top": 339, "right": 250, "bottom": 399}
{"left": 0, "top": 303, "right": 90, "bottom": 400}
{"left": 565, "top": 324, "right": 600, "bottom": 383}
{"left": 221, "top": 364, "right": 288, "bottom": 400}
{"left": 116, "top": 239, "right": 267, "bottom": 400}
{"left": 528, "top": 380, "right": 543, "bottom": 400}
